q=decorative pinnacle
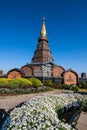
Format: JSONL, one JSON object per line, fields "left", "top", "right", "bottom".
{"left": 40, "top": 17, "right": 46, "bottom": 37}
{"left": 42, "top": 16, "right": 45, "bottom": 23}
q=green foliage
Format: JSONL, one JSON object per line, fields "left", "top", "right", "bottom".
{"left": 28, "top": 78, "right": 43, "bottom": 87}
{"left": 55, "top": 105, "right": 62, "bottom": 113}
{"left": 82, "top": 98, "right": 87, "bottom": 112}
{"left": 53, "top": 83, "right": 64, "bottom": 89}
{"left": 0, "top": 78, "right": 52, "bottom": 95}
{"left": 8, "top": 78, "right": 32, "bottom": 89}
{"left": 0, "top": 78, "right": 9, "bottom": 87}
{"left": 46, "top": 81, "right": 69, "bottom": 90}
{"left": 0, "top": 70, "right": 3, "bottom": 76}
{"left": 79, "top": 82, "right": 87, "bottom": 89}
{"left": 45, "top": 80, "right": 53, "bottom": 87}
{"left": 45, "top": 81, "right": 79, "bottom": 92}
{"left": 70, "top": 85, "right": 79, "bottom": 92}
{"left": 62, "top": 84, "right": 70, "bottom": 90}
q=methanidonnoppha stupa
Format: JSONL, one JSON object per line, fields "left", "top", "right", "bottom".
{"left": 7, "top": 18, "right": 86, "bottom": 85}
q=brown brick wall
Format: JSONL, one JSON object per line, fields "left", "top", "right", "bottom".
{"left": 32, "top": 39, "right": 53, "bottom": 63}
{"left": 52, "top": 66, "right": 64, "bottom": 77}
{"left": 21, "top": 66, "right": 33, "bottom": 77}
{"left": 33, "top": 66, "right": 42, "bottom": 77}
{"left": 33, "top": 66, "right": 41, "bottom": 71}
{"left": 7, "top": 71, "right": 22, "bottom": 79}
{"left": 64, "top": 71, "right": 78, "bottom": 85}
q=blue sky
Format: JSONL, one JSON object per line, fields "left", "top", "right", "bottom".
{"left": 0, "top": 0, "right": 87, "bottom": 76}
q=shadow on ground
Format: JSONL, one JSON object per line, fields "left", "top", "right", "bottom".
{"left": 0, "top": 109, "right": 8, "bottom": 129}
{"left": 0, "top": 101, "right": 25, "bottom": 129}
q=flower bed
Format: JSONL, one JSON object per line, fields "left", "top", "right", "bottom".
{"left": 0, "top": 86, "right": 51, "bottom": 95}
{"left": 1, "top": 93, "right": 83, "bottom": 130}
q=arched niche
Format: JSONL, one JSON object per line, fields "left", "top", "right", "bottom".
{"left": 52, "top": 65, "right": 65, "bottom": 77}
{"left": 64, "top": 69, "right": 78, "bottom": 85}
{"left": 7, "top": 68, "right": 22, "bottom": 79}
{"left": 21, "top": 65, "right": 33, "bottom": 77}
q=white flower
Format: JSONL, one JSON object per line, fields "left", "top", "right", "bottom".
{"left": 1, "top": 93, "right": 84, "bottom": 130}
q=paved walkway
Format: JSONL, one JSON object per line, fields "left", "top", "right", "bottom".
{"left": 0, "top": 91, "right": 87, "bottom": 130}
{"left": 0, "top": 90, "right": 63, "bottom": 128}
{"left": 76, "top": 112, "right": 87, "bottom": 130}
{"left": 0, "top": 90, "right": 67, "bottom": 112}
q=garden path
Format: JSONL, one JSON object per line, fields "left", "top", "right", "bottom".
{"left": 0, "top": 90, "right": 70, "bottom": 112}
{"left": 76, "top": 112, "right": 87, "bottom": 130}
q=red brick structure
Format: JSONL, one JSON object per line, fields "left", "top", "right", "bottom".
{"left": 81, "top": 72, "right": 86, "bottom": 78}
{"left": 64, "top": 69, "right": 78, "bottom": 85}
{"left": 32, "top": 18, "right": 54, "bottom": 64}
{"left": 6, "top": 18, "right": 80, "bottom": 85}
{"left": 7, "top": 68, "right": 22, "bottom": 79}
{"left": 52, "top": 65, "right": 65, "bottom": 77}
{"left": 26, "top": 18, "right": 54, "bottom": 77}
{"left": 21, "top": 65, "right": 33, "bottom": 77}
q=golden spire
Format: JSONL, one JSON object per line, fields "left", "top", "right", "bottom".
{"left": 40, "top": 17, "right": 46, "bottom": 37}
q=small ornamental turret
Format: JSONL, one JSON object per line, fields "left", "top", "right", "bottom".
{"left": 81, "top": 72, "right": 86, "bottom": 78}
{"left": 40, "top": 17, "right": 46, "bottom": 38}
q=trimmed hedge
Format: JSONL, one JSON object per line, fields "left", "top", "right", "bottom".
{"left": 0, "top": 78, "right": 43, "bottom": 89}
{"left": 0, "top": 78, "right": 9, "bottom": 87}
{"left": 0, "top": 78, "right": 79, "bottom": 93}
{"left": 8, "top": 78, "right": 32, "bottom": 89}
{"left": 28, "top": 78, "right": 43, "bottom": 87}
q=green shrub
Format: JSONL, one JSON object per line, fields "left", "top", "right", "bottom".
{"left": 55, "top": 105, "right": 62, "bottom": 113}
{"left": 79, "top": 82, "right": 87, "bottom": 89}
{"left": 82, "top": 99, "right": 87, "bottom": 112}
{"left": 16, "top": 78, "right": 32, "bottom": 87}
{"left": 62, "top": 84, "right": 70, "bottom": 90}
{"left": 28, "top": 78, "right": 43, "bottom": 87}
{"left": 70, "top": 85, "right": 79, "bottom": 92}
{"left": 56, "top": 83, "right": 63, "bottom": 89}
{"left": 0, "top": 78, "right": 9, "bottom": 88}
{"left": 49, "top": 83, "right": 63, "bottom": 89}
{"left": 45, "top": 80, "right": 53, "bottom": 87}
{"left": 8, "top": 78, "right": 32, "bottom": 89}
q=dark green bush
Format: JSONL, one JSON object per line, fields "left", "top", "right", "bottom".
{"left": 28, "top": 78, "right": 43, "bottom": 87}
{"left": 51, "top": 83, "right": 63, "bottom": 89}
{"left": 82, "top": 99, "right": 87, "bottom": 112}
{"left": 0, "top": 78, "right": 9, "bottom": 88}
{"left": 79, "top": 82, "right": 87, "bottom": 89}
{"left": 45, "top": 82, "right": 69, "bottom": 90}
{"left": 70, "top": 85, "right": 79, "bottom": 92}
{"left": 55, "top": 105, "right": 62, "bottom": 113}
{"left": 45, "top": 80, "right": 53, "bottom": 87}
{"left": 62, "top": 84, "right": 70, "bottom": 90}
